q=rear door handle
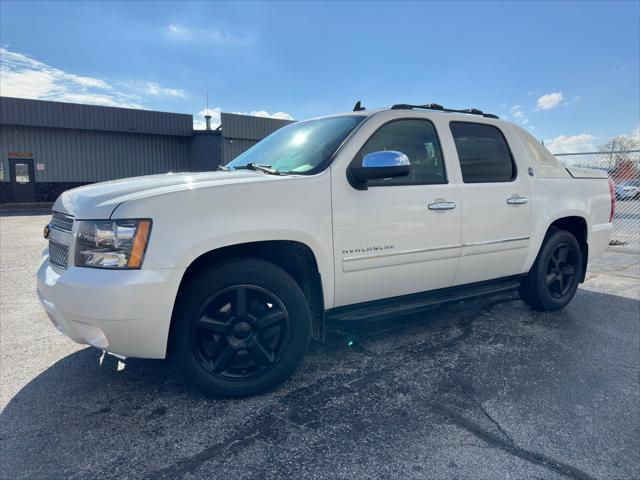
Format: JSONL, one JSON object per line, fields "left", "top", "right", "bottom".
{"left": 428, "top": 201, "right": 456, "bottom": 211}
{"left": 506, "top": 195, "right": 528, "bottom": 205}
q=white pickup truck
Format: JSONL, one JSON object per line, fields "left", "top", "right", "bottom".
{"left": 37, "top": 103, "right": 615, "bottom": 396}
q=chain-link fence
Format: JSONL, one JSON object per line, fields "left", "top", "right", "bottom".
{"left": 555, "top": 150, "right": 640, "bottom": 252}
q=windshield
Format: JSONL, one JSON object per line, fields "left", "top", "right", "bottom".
{"left": 226, "top": 115, "right": 365, "bottom": 174}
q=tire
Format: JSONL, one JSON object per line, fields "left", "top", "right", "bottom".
{"left": 170, "top": 258, "right": 311, "bottom": 397}
{"left": 519, "top": 227, "right": 583, "bottom": 311}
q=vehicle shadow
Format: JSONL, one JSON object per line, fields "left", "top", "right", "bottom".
{"left": 1, "top": 289, "right": 638, "bottom": 480}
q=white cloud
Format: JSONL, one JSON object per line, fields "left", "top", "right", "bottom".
{"left": 544, "top": 133, "right": 596, "bottom": 154}
{"left": 166, "top": 23, "right": 252, "bottom": 46}
{"left": 510, "top": 104, "right": 529, "bottom": 126}
{"left": 510, "top": 104, "right": 525, "bottom": 119}
{"left": 627, "top": 126, "right": 640, "bottom": 142}
{"left": 244, "top": 110, "right": 293, "bottom": 121}
{"left": 193, "top": 108, "right": 294, "bottom": 130}
{"left": 194, "top": 107, "right": 222, "bottom": 130}
{"left": 536, "top": 92, "right": 564, "bottom": 110}
{"left": 142, "top": 82, "right": 186, "bottom": 98}
{"left": 1, "top": 47, "right": 189, "bottom": 110}
{"left": 0, "top": 47, "right": 144, "bottom": 108}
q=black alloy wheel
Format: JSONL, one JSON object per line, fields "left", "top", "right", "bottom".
{"left": 545, "top": 243, "right": 578, "bottom": 299}
{"left": 171, "top": 258, "right": 311, "bottom": 397}
{"left": 191, "top": 285, "right": 290, "bottom": 380}
{"left": 519, "top": 227, "right": 583, "bottom": 311}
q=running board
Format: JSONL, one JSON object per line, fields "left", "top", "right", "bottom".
{"left": 326, "top": 276, "right": 524, "bottom": 323}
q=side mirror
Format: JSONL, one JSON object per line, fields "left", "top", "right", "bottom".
{"left": 349, "top": 150, "right": 410, "bottom": 189}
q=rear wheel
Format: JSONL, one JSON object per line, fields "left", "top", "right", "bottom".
{"left": 520, "top": 228, "right": 583, "bottom": 311}
{"left": 170, "top": 258, "right": 311, "bottom": 397}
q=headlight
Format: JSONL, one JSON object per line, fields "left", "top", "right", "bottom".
{"left": 74, "top": 219, "right": 152, "bottom": 269}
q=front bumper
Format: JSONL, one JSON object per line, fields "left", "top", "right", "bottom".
{"left": 37, "top": 256, "right": 185, "bottom": 359}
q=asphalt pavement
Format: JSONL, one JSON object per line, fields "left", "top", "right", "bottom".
{"left": 1, "top": 213, "right": 638, "bottom": 480}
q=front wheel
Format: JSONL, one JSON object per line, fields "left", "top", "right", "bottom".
{"left": 170, "top": 258, "right": 311, "bottom": 397}
{"left": 519, "top": 228, "right": 583, "bottom": 311}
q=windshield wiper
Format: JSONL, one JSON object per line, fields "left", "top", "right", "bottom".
{"left": 217, "top": 165, "right": 230, "bottom": 171}
{"left": 233, "top": 163, "right": 282, "bottom": 175}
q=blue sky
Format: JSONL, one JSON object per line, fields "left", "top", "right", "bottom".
{"left": 1, "top": 0, "right": 638, "bottom": 153}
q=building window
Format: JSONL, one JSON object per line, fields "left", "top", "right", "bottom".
{"left": 14, "top": 163, "right": 30, "bottom": 183}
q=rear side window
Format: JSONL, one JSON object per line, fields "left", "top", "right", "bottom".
{"left": 450, "top": 122, "right": 516, "bottom": 183}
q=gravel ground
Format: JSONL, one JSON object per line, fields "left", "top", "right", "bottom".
{"left": 1, "top": 213, "right": 638, "bottom": 480}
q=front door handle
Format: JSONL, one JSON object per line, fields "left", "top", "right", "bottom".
{"left": 428, "top": 201, "right": 456, "bottom": 211}
{"left": 506, "top": 195, "right": 528, "bottom": 205}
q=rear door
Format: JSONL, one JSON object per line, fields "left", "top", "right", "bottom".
{"left": 448, "top": 121, "right": 532, "bottom": 285}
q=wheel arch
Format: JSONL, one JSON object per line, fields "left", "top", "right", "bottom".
{"left": 170, "top": 240, "right": 326, "bottom": 345}
{"left": 547, "top": 215, "right": 589, "bottom": 283}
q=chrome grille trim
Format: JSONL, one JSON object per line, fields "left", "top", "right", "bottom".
{"left": 51, "top": 212, "right": 74, "bottom": 232}
{"left": 49, "top": 212, "right": 74, "bottom": 268}
{"left": 49, "top": 241, "right": 70, "bottom": 268}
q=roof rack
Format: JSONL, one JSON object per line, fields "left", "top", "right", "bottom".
{"left": 390, "top": 103, "right": 499, "bottom": 119}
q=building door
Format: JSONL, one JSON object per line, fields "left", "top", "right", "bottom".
{"left": 9, "top": 158, "right": 36, "bottom": 203}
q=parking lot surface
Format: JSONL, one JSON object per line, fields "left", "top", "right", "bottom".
{"left": 1, "top": 213, "right": 639, "bottom": 480}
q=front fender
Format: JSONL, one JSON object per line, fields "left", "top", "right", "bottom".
{"left": 111, "top": 171, "right": 335, "bottom": 308}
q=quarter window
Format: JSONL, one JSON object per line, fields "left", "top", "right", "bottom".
{"left": 450, "top": 122, "right": 516, "bottom": 183}
{"left": 355, "top": 119, "right": 446, "bottom": 186}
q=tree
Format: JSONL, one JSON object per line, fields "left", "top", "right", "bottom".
{"left": 598, "top": 134, "right": 640, "bottom": 181}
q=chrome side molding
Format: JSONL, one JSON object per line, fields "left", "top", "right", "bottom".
{"left": 462, "top": 236, "right": 529, "bottom": 248}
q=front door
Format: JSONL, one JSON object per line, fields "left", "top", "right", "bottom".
{"left": 331, "top": 117, "right": 462, "bottom": 307}
{"left": 9, "top": 158, "right": 36, "bottom": 203}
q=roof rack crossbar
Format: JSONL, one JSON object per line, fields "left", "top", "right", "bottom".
{"left": 390, "top": 103, "right": 499, "bottom": 119}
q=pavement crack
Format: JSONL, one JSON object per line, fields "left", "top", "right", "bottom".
{"left": 141, "top": 369, "right": 377, "bottom": 480}
{"left": 475, "top": 400, "right": 514, "bottom": 443}
{"left": 432, "top": 404, "right": 597, "bottom": 480}
{"left": 143, "top": 416, "right": 278, "bottom": 480}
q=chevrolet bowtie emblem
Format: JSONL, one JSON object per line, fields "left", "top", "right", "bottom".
{"left": 43, "top": 224, "right": 50, "bottom": 240}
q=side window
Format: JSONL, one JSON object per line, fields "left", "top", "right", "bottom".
{"left": 355, "top": 119, "right": 446, "bottom": 186}
{"left": 450, "top": 122, "right": 516, "bottom": 183}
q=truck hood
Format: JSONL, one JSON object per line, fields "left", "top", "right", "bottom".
{"left": 53, "top": 171, "right": 278, "bottom": 219}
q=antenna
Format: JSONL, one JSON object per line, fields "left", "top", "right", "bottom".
{"left": 353, "top": 101, "right": 365, "bottom": 112}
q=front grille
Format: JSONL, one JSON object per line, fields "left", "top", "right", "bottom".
{"left": 49, "top": 212, "right": 74, "bottom": 268}
{"left": 49, "top": 241, "right": 70, "bottom": 268}
{"left": 51, "top": 212, "right": 74, "bottom": 232}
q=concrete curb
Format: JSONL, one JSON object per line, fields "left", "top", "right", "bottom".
{"left": 0, "top": 202, "right": 53, "bottom": 211}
